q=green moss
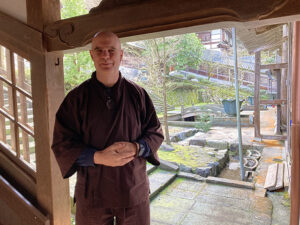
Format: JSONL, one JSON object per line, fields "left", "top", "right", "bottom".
{"left": 158, "top": 144, "right": 217, "bottom": 168}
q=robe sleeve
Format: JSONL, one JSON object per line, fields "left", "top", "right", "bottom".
{"left": 51, "top": 92, "right": 86, "bottom": 178}
{"left": 140, "top": 90, "right": 164, "bottom": 165}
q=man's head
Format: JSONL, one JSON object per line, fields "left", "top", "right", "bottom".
{"left": 90, "top": 31, "right": 123, "bottom": 85}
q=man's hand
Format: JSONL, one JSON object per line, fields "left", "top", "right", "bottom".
{"left": 94, "top": 142, "right": 137, "bottom": 166}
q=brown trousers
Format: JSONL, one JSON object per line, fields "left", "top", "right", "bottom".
{"left": 76, "top": 199, "right": 150, "bottom": 225}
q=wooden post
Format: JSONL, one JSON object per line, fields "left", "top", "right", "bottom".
{"left": 290, "top": 21, "right": 300, "bottom": 225}
{"left": 254, "top": 51, "right": 261, "bottom": 138}
{"left": 26, "top": 1, "right": 71, "bottom": 225}
{"left": 275, "top": 69, "right": 281, "bottom": 135}
{"left": 281, "top": 24, "right": 288, "bottom": 124}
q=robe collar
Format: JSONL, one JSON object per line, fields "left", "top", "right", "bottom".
{"left": 90, "top": 71, "right": 124, "bottom": 108}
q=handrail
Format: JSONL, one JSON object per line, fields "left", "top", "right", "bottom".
{"left": 0, "top": 175, "right": 49, "bottom": 225}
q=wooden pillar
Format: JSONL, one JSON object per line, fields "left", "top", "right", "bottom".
{"left": 275, "top": 69, "right": 281, "bottom": 135}
{"left": 254, "top": 51, "right": 261, "bottom": 138}
{"left": 26, "top": 1, "right": 70, "bottom": 225}
{"left": 281, "top": 24, "right": 288, "bottom": 124}
{"left": 290, "top": 21, "right": 300, "bottom": 225}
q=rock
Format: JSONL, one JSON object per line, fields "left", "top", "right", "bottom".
{"left": 207, "top": 151, "right": 216, "bottom": 157}
{"left": 179, "top": 164, "right": 192, "bottom": 173}
{"left": 189, "top": 138, "right": 206, "bottom": 146}
{"left": 229, "top": 142, "right": 252, "bottom": 153}
{"left": 194, "top": 167, "right": 211, "bottom": 177}
{"left": 170, "top": 128, "right": 198, "bottom": 142}
{"left": 206, "top": 140, "right": 228, "bottom": 149}
{"left": 160, "top": 143, "right": 175, "bottom": 152}
{"left": 207, "top": 162, "right": 220, "bottom": 176}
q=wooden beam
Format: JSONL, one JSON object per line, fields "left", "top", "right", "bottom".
{"left": 254, "top": 51, "right": 261, "bottom": 138}
{"left": 0, "top": 11, "right": 43, "bottom": 58}
{"left": 260, "top": 99, "right": 287, "bottom": 105}
{"left": 0, "top": 175, "right": 49, "bottom": 225}
{"left": 44, "top": 0, "right": 300, "bottom": 51}
{"left": 260, "top": 134, "right": 287, "bottom": 140}
{"left": 291, "top": 21, "right": 300, "bottom": 225}
{"left": 260, "top": 63, "right": 288, "bottom": 70}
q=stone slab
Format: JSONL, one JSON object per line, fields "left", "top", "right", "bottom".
{"left": 264, "top": 163, "right": 278, "bottom": 190}
{"left": 177, "top": 171, "right": 206, "bottom": 182}
{"left": 272, "top": 163, "right": 284, "bottom": 191}
{"left": 159, "top": 159, "right": 179, "bottom": 171}
{"left": 206, "top": 176, "right": 255, "bottom": 189}
{"left": 149, "top": 169, "right": 176, "bottom": 200}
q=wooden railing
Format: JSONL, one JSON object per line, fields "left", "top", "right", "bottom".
{"left": 0, "top": 175, "right": 49, "bottom": 225}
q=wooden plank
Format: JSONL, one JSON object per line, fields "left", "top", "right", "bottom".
{"left": 44, "top": 0, "right": 300, "bottom": 51}
{"left": 269, "top": 163, "right": 284, "bottom": 191}
{"left": 254, "top": 51, "right": 261, "bottom": 138}
{"left": 284, "top": 162, "right": 290, "bottom": 187}
{"left": 261, "top": 134, "right": 287, "bottom": 140}
{"left": 0, "top": 142, "right": 36, "bottom": 181}
{"left": 260, "top": 99, "right": 287, "bottom": 105}
{"left": 0, "top": 11, "right": 43, "bottom": 58}
{"left": 0, "top": 151, "right": 36, "bottom": 199}
{"left": 0, "top": 175, "right": 49, "bottom": 225}
{"left": 260, "top": 63, "right": 288, "bottom": 70}
{"left": 264, "top": 163, "right": 278, "bottom": 189}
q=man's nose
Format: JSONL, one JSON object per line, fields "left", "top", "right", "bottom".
{"left": 101, "top": 50, "right": 110, "bottom": 59}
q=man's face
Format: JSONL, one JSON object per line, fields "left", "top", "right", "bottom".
{"left": 90, "top": 33, "right": 123, "bottom": 76}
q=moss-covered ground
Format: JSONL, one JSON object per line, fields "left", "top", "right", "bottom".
{"left": 158, "top": 144, "right": 219, "bottom": 168}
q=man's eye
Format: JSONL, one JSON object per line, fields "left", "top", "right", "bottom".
{"left": 108, "top": 49, "right": 115, "bottom": 54}
{"left": 95, "top": 49, "right": 103, "bottom": 54}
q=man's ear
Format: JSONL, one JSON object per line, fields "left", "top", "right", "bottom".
{"left": 90, "top": 50, "right": 94, "bottom": 60}
{"left": 120, "top": 49, "right": 124, "bottom": 61}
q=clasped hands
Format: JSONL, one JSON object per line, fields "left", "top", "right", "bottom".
{"left": 94, "top": 142, "right": 138, "bottom": 167}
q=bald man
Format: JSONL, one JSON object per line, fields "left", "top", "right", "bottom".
{"left": 52, "top": 31, "right": 164, "bottom": 225}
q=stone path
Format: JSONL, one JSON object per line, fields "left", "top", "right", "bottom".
{"left": 150, "top": 178, "right": 272, "bottom": 225}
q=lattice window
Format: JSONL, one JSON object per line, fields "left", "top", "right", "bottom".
{"left": 0, "top": 45, "right": 35, "bottom": 170}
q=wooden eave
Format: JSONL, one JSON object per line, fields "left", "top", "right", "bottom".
{"left": 44, "top": 0, "right": 300, "bottom": 52}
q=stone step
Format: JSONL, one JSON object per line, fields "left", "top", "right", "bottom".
{"left": 146, "top": 163, "right": 157, "bottom": 175}
{"left": 149, "top": 169, "right": 176, "bottom": 200}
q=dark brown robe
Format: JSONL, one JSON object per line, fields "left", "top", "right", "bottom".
{"left": 52, "top": 73, "right": 164, "bottom": 209}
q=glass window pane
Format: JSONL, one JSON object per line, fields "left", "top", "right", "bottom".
{"left": 0, "top": 45, "right": 12, "bottom": 81}
{"left": 19, "top": 129, "right": 36, "bottom": 170}
{"left": 15, "top": 54, "right": 32, "bottom": 94}
{"left": 17, "top": 91, "right": 34, "bottom": 130}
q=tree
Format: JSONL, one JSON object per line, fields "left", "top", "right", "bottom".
{"left": 125, "top": 33, "right": 204, "bottom": 144}
{"left": 61, "top": 0, "right": 94, "bottom": 92}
